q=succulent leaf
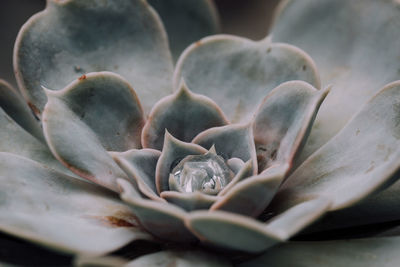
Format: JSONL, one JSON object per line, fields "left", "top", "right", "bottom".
{"left": 219, "top": 159, "right": 254, "bottom": 196}
{"left": 226, "top": 157, "right": 245, "bottom": 175}
{"left": 110, "top": 149, "right": 164, "bottom": 202}
{"left": 174, "top": 35, "right": 321, "bottom": 122}
{"left": 160, "top": 191, "right": 218, "bottom": 212}
{"left": 211, "top": 164, "right": 288, "bottom": 217}
{"left": 118, "top": 179, "right": 197, "bottom": 243}
{"left": 0, "top": 79, "right": 44, "bottom": 142}
{"left": 125, "top": 249, "right": 231, "bottom": 267}
{"left": 186, "top": 197, "right": 331, "bottom": 253}
{"left": 272, "top": 0, "right": 400, "bottom": 164}
{"left": 253, "top": 80, "right": 329, "bottom": 173}
{"left": 186, "top": 210, "right": 283, "bottom": 253}
{"left": 15, "top": 0, "right": 174, "bottom": 115}
{"left": 148, "top": 0, "right": 220, "bottom": 62}
{"left": 47, "top": 72, "right": 144, "bottom": 151}
{"left": 0, "top": 106, "right": 74, "bottom": 176}
{"left": 192, "top": 123, "right": 258, "bottom": 175}
{"left": 264, "top": 197, "right": 331, "bottom": 240}
{"left": 142, "top": 81, "right": 228, "bottom": 150}
{"left": 42, "top": 73, "right": 138, "bottom": 192}
{"left": 0, "top": 152, "right": 151, "bottom": 255}
{"left": 156, "top": 132, "right": 208, "bottom": 194}
{"left": 270, "top": 81, "right": 400, "bottom": 213}
{"left": 308, "top": 178, "right": 400, "bottom": 233}
{"left": 241, "top": 236, "right": 400, "bottom": 267}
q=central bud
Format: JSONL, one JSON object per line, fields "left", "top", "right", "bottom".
{"left": 170, "top": 153, "right": 233, "bottom": 195}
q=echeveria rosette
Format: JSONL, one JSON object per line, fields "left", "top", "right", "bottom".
{"left": 1, "top": 0, "right": 400, "bottom": 266}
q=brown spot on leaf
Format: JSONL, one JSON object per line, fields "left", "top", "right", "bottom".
{"left": 195, "top": 40, "right": 202, "bottom": 47}
{"left": 78, "top": 74, "right": 87, "bottom": 81}
{"left": 302, "top": 65, "right": 307, "bottom": 71}
{"left": 103, "top": 216, "right": 135, "bottom": 227}
{"left": 86, "top": 212, "right": 141, "bottom": 228}
{"left": 27, "top": 102, "right": 41, "bottom": 118}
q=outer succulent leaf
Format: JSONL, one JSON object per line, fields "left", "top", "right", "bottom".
{"left": 241, "top": 237, "right": 400, "bottom": 267}
{"left": 142, "top": 81, "right": 228, "bottom": 150}
{"left": 270, "top": 81, "right": 400, "bottom": 213}
{"left": 186, "top": 197, "right": 330, "bottom": 253}
{"left": 174, "top": 35, "right": 320, "bottom": 123}
{"left": 211, "top": 164, "right": 288, "bottom": 217}
{"left": 110, "top": 149, "right": 164, "bottom": 202}
{"left": 148, "top": 0, "right": 220, "bottom": 62}
{"left": 156, "top": 132, "right": 208, "bottom": 194}
{"left": 118, "top": 179, "right": 196, "bottom": 243}
{"left": 14, "top": 0, "right": 174, "bottom": 115}
{"left": 47, "top": 72, "right": 144, "bottom": 151}
{"left": 253, "top": 81, "right": 329, "bottom": 173}
{"left": 42, "top": 76, "right": 134, "bottom": 192}
{"left": 0, "top": 153, "right": 151, "bottom": 255}
{"left": 272, "top": 0, "right": 400, "bottom": 163}
{"left": 192, "top": 123, "right": 258, "bottom": 175}
{"left": 186, "top": 211, "right": 283, "bottom": 253}
{"left": 160, "top": 191, "right": 218, "bottom": 211}
{"left": 306, "top": 179, "right": 400, "bottom": 233}
{"left": 0, "top": 79, "right": 44, "bottom": 142}
{"left": 75, "top": 256, "right": 129, "bottom": 267}
{"left": 264, "top": 197, "right": 331, "bottom": 240}
{"left": 125, "top": 250, "right": 232, "bottom": 267}
{"left": 0, "top": 106, "right": 74, "bottom": 176}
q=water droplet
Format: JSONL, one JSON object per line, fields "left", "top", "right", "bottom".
{"left": 170, "top": 153, "right": 233, "bottom": 195}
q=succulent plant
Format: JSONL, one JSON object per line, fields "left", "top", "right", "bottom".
{"left": 1, "top": 0, "right": 400, "bottom": 266}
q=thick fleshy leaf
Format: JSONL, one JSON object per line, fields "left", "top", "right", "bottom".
{"left": 110, "top": 149, "right": 163, "bottom": 202}
{"left": 219, "top": 159, "right": 253, "bottom": 196}
{"left": 241, "top": 237, "right": 400, "bottom": 267}
{"left": 118, "top": 179, "right": 196, "bottom": 243}
{"left": 186, "top": 211, "right": 282, "bottom": 253}
{"left": 0, "top": 106, "right": 74, "bottom": 176}
{"left": 253, "top": 81, "right": 329, "bottom": 173}
{"left": 160, "top": 191, "right": 218, "bottom": 211}
{"left": 148, "top": 0, "right": 220, "bottom": 61}
{"left": 142, "top": 81, "right": 228, "bottom": 150}
{"left": 265, "top": 197, "right": 331, "bottom": 240}
{"left": 186, "top": 197, "right": 330, "bottom": 253}
{"left": 75, "top": 256, "right": 128, "bottom": 267}
{"left": 125, "top": 250, "right": 232, "bottom": 267}
{"left": 15, "top": 0, "right": 173, "bottom": 115}
{"left": 270, "top": 81, "right": 400, "bottom": 214}
{"left": 193, "top": 123, "right": 257, "bottom": 175}
{"left": 174, "top": 35, "right": 320, "bottom": 122}
{"left": 226, "top": 157, "right": 245, "bottom": 175}
{"left": 0, "top": 79, "right": 44, "bottom": 142}
{"left": 211, "top": 164, "right": 288, "bottom": 217}
{"left": 42, "top": 74, "right": 135, "bottom": 192}
{"left": 272, "top": 0, "right": 400, "bottom": 162}
{"left": 47, "top": 72, "right": 144, "bottom": 151}
{"left": 306, "top": 178, "right": 400, "bottom": 233}
{"left": 0, "top": 152, "right": 151, "bottom": 255}
{"left": 156, "top": 132, "right": 208, "bottom": 194}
